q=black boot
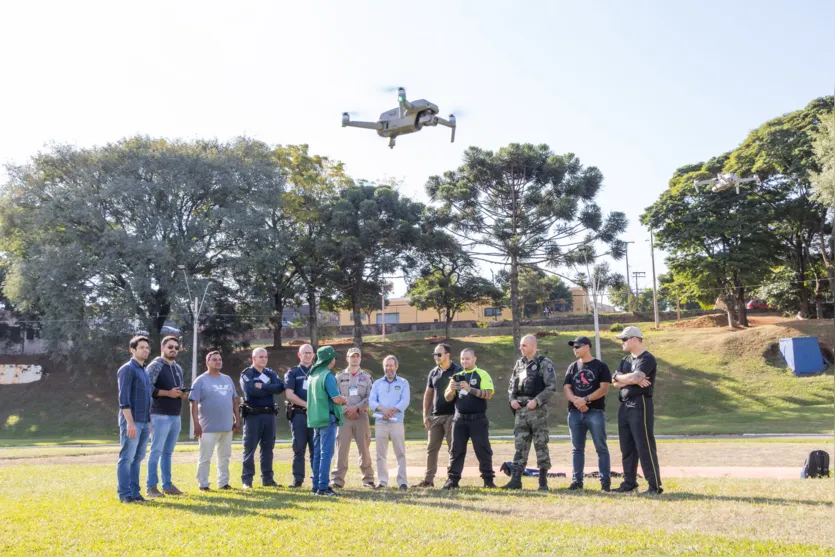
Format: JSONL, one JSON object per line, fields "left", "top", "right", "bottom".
{"left": 538, "top": 469, "right": 549, "bottom": 491}
{"left": 483, "top": 477, "right": 497, "bottom": 488}
{"left": 502, "top": 466, "right": 523, "bottom": 490}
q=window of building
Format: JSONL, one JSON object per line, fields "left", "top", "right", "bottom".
{"left": 376, "top": 313, "right": 399, "bottom": 325}
{"left": 484, "top": 307, "right": 503, "bottom": 317}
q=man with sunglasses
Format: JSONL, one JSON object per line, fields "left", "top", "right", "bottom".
{"left": 416, "top": 343, "right": 462, "bottom": 488}
{"left": 563, "top": 336, "right": 611, "bottom": 491}
{"left": 145, "top": 335, "right": 188, "bottom": 498}
{"left": 612, "top": 326, "right": 663, "bottom": 495}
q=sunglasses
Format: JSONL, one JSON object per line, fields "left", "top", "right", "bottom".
{"left": 432, "top": 353, "right": 446, "bottom": 357}
{"left": 571, "top": 344, "right": 587, "bottom": 349}
{"left": 165, "top": 345, "right": 180, "bottom": 350}
{"left": 620, "top": 337, "right": 634, "bottom": 342}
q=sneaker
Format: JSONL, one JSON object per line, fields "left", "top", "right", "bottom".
{"left": 414, "top": 480, "right": 434, "bottom": 488}
{"left": 612, "top": 484, "right": 638, "bottom": 493}
{"left": 218, "top": 485, "right": 233, "bottom": 490}
{"left": 163, "top": 485, "right": 184, "bottom": 496}
{"left": 132, "top": 494, "right": 146, "bottom": 503}
{"left": 146, "top": 486, "right": 165, "bottom": 499}
{"left": 120, "top": 497, "right": 135, "bottom": 504}
{"left": 330, "top": 484, "right": 342, "bottom": 490}
{"left": 483, "top": 478, "right": 497, "bottom": 488}
{"left": 320, "top": 487, "right": 339, "bottom": 497}
{"left": 262, "top": 481, "right": 282, "bottom": 488}
{"left": 644, "top": 487, "right": 664, "bottom": 495}
{"left": 199, "top": 486, "right": 211, "bottom": 492}
{"left": 310, "top": 488, "right": 320, "bottom": 495}
{"left": 568, "top": 482, "right": 583, "bottom": 490}
{"left": 288, "top": 481, "right": 304, "bottom": 488}
{"left": 362, "top": 482, "right": 376, "bottom": 488}
{"left": 399, "top": 484, "right": 408, "bottom": 491}
{"left": 241, "top": 483, "right": 253, "bottom": 490}
{"left": 441, "top": 479, "right": 459, "bottom": 490}
{"left": 374, "top": 484, "right": 387, "bottom": 490}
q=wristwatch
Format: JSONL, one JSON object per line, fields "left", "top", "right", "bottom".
{"left": 583, "top": 396, "right": 590, "bottom": 404}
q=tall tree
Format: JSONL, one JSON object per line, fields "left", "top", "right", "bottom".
{"left": 724, "top": 96, "right": 833, "bottom": 315}
{"left": 326, "top": 182, "right": 432, "bottom": 346}
{"left": 427, "top": 143, "right": 627, "bottom": 353}
{"left": 407, "top": 245, "right": 502, "bottom": 339}
{"left": 0, "top": 136, "right": 273, "bottom": 374}
{"left": 642, "top": 155, "right": 779, "bottom": 328}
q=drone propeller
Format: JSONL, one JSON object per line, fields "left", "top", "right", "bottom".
{"left": 378, "top": 85, "right": 405, "bottom": 94}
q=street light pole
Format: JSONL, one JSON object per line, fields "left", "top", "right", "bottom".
{"left": 649, "top": 230, "right": 660, "bottom": 329}
{"left": 624, "top": 241, "right": 635, "bottom": 310}
{"left": 179, "top": 266, "right": 210, "bottom": 439}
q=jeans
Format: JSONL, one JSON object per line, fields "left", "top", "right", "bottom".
{"left": 568, "top": 408, "right": 610, "bottom": 486}
{"left": 117, "top": 419, "right": 151, "bottom": 500}
{"left": 147, "top": 414, "right": 181, "bottom": 490}
{"left": 311, "top": 415, "right": 338, "bottom": 490}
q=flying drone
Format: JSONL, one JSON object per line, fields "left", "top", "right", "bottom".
{"left": 342, "top": 87, "right": 456, "bottom": 149}
{"left": 693, "top": 172, "right": 760, "bottom": 194}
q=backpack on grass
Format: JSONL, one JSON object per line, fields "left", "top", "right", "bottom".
{"left": 801, "top": 450, "right": 830, "bottom": 478}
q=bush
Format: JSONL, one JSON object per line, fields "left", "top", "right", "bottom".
{"left": 475, "top": 321, "right": 490, "bottom": 329}
{"left": 610, "top": 322, "right": 624, "bottom": 332}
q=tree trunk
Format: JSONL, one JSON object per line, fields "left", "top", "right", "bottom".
{"left": 796, "top": 239, "right": 810, "bottom": 317}
{"left": 735, "top": 278, "right": 748, "bottom": 327}
{"left": 510, "top": 252, "right": 521, "bottom": 357}
{"left": 445, "top": 315, "right": 452, "bottom": 340}
{"left": 271, "top": 290, "right": 285, "bottom": 348}
{"left": 307, "top": 287, "right": 319, "bottom": 350}
{"left": 724, "top": 294, "right": 738, "bottom": 329}
{"left": 351, "top": 282, "right": 363, "bottom": 347}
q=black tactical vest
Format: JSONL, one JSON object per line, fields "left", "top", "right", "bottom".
{"left": 518, "top": 356, "right": 546, "bottom": 397}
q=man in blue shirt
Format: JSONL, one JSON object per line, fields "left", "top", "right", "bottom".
{"left": 369, "top": 355, "right": 411, "bottom": 490}
{"left": 116, "top": 335, "right": 153, "bottom": 503}
{"left": 239, "top": 347, "right": 285, "bottom": 488}
{"left": 283, "top": 343, "right": 315, "bottom": 488}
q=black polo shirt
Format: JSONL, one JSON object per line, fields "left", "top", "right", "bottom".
{"left": 426, "top": 362, "right": 461, "bottom": 416}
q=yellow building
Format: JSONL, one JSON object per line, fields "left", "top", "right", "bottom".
{"left": 337, "top": 297, "right": 513, "bottom": 327}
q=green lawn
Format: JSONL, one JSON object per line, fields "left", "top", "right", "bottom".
{"left": 1, "top": 450, "right": 832, "bottom": 556}
{"left": 1, "top": 320, "right": 833, "bottom": 444}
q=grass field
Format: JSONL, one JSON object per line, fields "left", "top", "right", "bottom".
{"left": 1, "top": 441, "right": 833, "bottom": 556}
{"left": 1, "top": 319, "right": 833, "bottom": 444}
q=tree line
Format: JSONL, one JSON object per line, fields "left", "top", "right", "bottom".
{"left": 0, "top": 139, "right": 626, "bottom": 375}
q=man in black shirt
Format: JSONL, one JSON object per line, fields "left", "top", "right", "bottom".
{"left": 611, "top": 327, "right": 663, "bottom": 494}
{"left": 563, "top": 336, "right": 611, "bottom": 491}
{"left": 442, "top": 348, "right": 496, "bottom": 489}
{"left": 416, "top": 343, "right": 461, "bottom": 488}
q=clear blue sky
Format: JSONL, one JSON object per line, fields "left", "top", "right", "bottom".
{"left": 1, "top": 0, "right": 832, "bottom": 297}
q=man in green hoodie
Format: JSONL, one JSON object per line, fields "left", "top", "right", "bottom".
{"left": 307, "top": 346, "right": 346, "bottom": 497}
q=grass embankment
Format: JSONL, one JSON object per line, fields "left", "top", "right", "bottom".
{"left": 1, "top": 320, "right": 832, "bottom": 444}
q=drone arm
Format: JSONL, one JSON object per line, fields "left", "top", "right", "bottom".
{"left": 693, "top": 179, "right": 716, "bottom": 186}
{"left": 343, "top": 120, "right": 383, "bottom": 130}
{"left": 436, "top": 116, "right": 456, "bottom": 143}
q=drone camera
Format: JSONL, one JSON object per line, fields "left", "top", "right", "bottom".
{"left": 341, "top": 112, "right": 349, "bottom": 126}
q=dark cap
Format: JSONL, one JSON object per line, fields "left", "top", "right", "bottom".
{"left": 568, "top": 336, "right": 592, "bottom": 348}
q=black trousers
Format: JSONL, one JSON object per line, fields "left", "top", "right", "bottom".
{"left": 448, "top": 415, "right": 494, "bottom": 481}
{"left": 241, "top": 412, "right": 276, "bottom": 484}
{"left": 290, "top": 412, "right": 314, "bottom": 483}
{"left": 617, "top": 396, "right": 661, "bottom": 490}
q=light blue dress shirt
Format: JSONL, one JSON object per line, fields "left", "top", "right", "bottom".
{"left": 369, "top": 374, "right": 410, "bottom": 423}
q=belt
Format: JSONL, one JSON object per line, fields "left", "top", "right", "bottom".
{"left": 454, "top": 413, "right": 487, "bottom": 420}
{"left": 245, "top": 406, "right": 276, "bottom": 415}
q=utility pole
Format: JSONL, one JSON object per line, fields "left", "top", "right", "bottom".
{"left": 179, "top": 266, "right": 210, "bottom": 440}
{"left": 649, "top": 230, "right": 660, "bottom": 329}
{"left": 632, "top": 271, "right": 646, "bottom": 313}
{"left": 381, "top": 288, "right": 386, "bottom": 342}
{"left": 624, "top": 241, "right": 635, "bottom": 310}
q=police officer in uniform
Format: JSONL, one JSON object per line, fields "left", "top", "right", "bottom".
{"left": 284, "top": 344, "right": 315, "bottom": 488}
{"left": 611, "top": 326, "right": 663, "bottom": 494}
{"left": 442, "top": 348, "right": 496, "bottom": 489}
{"left": 239, "top": 347, "right": 285, "bottom": 488}
{"left": 503, "top": 334, "right": 558, "bottom": 491}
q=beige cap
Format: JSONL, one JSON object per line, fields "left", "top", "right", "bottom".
{"left": 347, "top": 347, "right": 362, "bottom": 357}
{"left": 615, "top": 326, "right": 643, "bottom": 339}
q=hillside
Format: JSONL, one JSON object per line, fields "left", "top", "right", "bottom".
{"left": 1, "top": 320, "right": 833, "bottom": 443}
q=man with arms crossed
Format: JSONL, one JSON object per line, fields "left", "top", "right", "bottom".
{"left": 612, "top": 326, "right": 663, "bottom": 495}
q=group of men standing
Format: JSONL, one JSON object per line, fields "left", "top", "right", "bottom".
{"left": 115, "top": 325, "right": 662, "bottom": 502}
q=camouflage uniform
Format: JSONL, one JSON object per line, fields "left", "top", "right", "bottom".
{"left": 508, "top": 353, "right": 558, "bottom": 470}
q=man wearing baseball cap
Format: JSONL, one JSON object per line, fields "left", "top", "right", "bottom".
{"left": 331, "top": 347, "right": 375, "bottom": 489}
{"left": 611, "top": 326, "right": 663, "bottom": 495}
{"left": 563, "top": 336, "right": 612, "bottom": 491}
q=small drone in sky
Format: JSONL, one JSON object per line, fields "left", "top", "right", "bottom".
{"left": 693, "top": 172, "right": 761, "bottom": 194}
{"left": 342, "top": 87, "right": 456, "bottom": 149}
